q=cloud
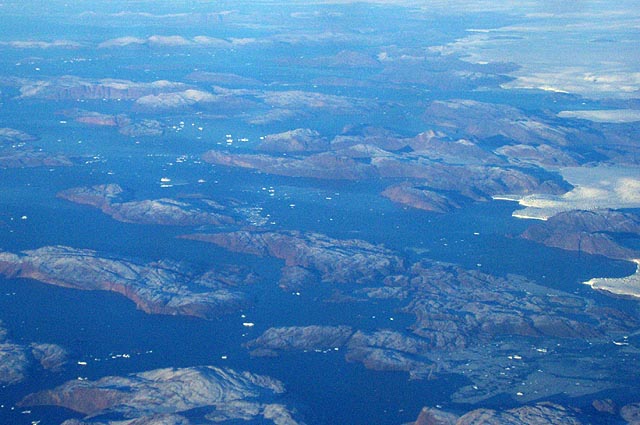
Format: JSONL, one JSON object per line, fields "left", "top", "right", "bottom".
{"left": 558, "top": 109, "right": 640, "bottom": 123}
{"left": 192, "top": 36, "right": 232, "bottom": 48}
{"left": 617, "top": 178, "right": 640, "bottom": 203}
{"left": 79, "top": 11, "right": 192, "bottom": 19}
{"left": 0, "top": 40, "right": 82, "bottom": 49}
{"left": 268, "top": 0, "right": 540, "bottom": 12}
{"left": 147, "top": 35, "right": 192, "bottom": 47}
{"left": 98, "top": 35, "right": 261, "bottom": 49}
{"left": 98, "top": 37, "right": 147, "bottom": 48}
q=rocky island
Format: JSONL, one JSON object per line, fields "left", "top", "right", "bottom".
{"left": 256, "top": 128, "right": 329, "bottom": 153}
{"left": 180, "top": 230, "right": 405, "bottom": 286}
{"left": 6, "top": 76, "right": 189, "bottom": 101}
{"left": 413, "top": 402, "right": 584, "bottom": 425}
{"left": 381, "top": 183, "right": 462, "bottom": 213}
{"left": 60, "top": 109, "right": 164, "bottom": 137}
{"left": 412, "top": 399, "right": 640, "bottom": 425}
{"left": 0, "top": 127, "right": 72, "bottom": 168}
{"left": 0, "top": 321, "right": 67, "bottom": 385}
{"left": 0, "top": 127, "right": 37, "bottom": 143}
{"left": 0, "top": 246, "right": 249, "bottom": 319}
{"left": 58, "top": 184, "right": 236, "bottom": 226}
{"left": 19, "top": 366, "right": 300, "bottom": 424}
